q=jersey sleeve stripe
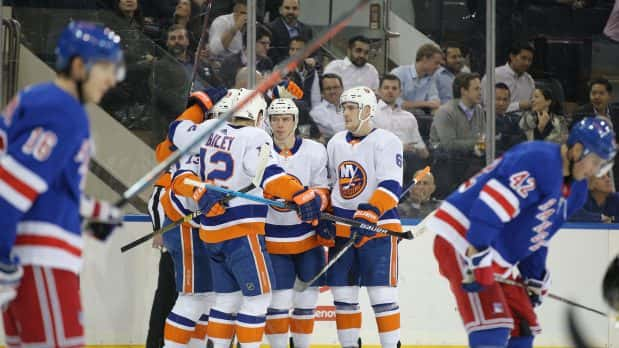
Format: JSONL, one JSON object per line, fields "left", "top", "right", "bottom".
{"left": 0, "top": 179, "right": 32, "bottom": 211}
{"left": 260, "top": 165, "right": 286, "bottom": 188}
{"left": 378, "top": 180, "right": 402, "bottom": 198}
{"left": 480, "top": 179, "right": 520, "bottom": 222}
{"left": 0, "top": 155, "right": 48, "bottom": 211}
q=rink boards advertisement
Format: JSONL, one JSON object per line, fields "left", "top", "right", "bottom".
{"left": 1, "top": 216, "right": 617, "bottom": 347}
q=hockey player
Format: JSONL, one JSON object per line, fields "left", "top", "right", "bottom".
{"left": 147, "top": 86, "right": 227, "bottom": 348}
{"left": 263, "top": 98, "right": 329, "bottom": 348}
{"left": 322, "top": 86, "right": 404, "bottom": 348}
{"left": 429, "top": 117, "right": 616, "bottom": 348}
{"left": 0, "top": 21, "right": 125, "bottom": 345}
{"left": 167, "top": 89, "right": 323, "bottom": 348}
{"left": 148, "top": 87, "right": 227, "bottom": 347}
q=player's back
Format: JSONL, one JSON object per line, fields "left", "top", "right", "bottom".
{"left": 198, "top": 120, "right": 275, "bottom": 243}
{"left": 265, "top": 138, "right": 329, "bottom": 254}
{"left": 1, "top": 82, "right": 91, "bottom": 273}
{"left": 327, "top": 128, "right": 403, "bottom": 237}
{"left": 432, "top": 141, "right": 588, "bottom": 265}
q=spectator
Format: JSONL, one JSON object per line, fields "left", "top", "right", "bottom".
{"left": 267, "top": 0, "right": 314, "bottom": 65}
{"left": 519, "top": 87, "right": 568, "bottom": 143}
{"left": 572, "top": 78, "right": 619, "bottom": 128}
{"left": 323, "top": 35, "right": 379, "bottom": 91}
{"left": 374, "top": 74, "right": 428, "bottom": 181}
{"left": 435, "top": 43, "right": 466, "bottom": 104}
{"left": 391, "top": 43, "right": 442, "bottom": 114}
{"left": 208, "top": 0, "right": 247, "bottom": 57}
{"left": 287, "top": 37, "right": 321, "bottom": 109}
{"left": 149, "top": 25, "right": 194, "bottom": 144}
{"left": 219, "top": 23, "right": 274, "bottom": 88}
{"left": 570, "top": 172, "right": 619, "bottom": 223}
{"left": 430, "top": 72, "right": 485, "bottom": 153}
{"left": 100, "top": 0, "right": 153, "bottom": 127}
{"left": 233, "top": 67, "right": 263, "bottom": 88}
{"left": 429, "top": 72, "right": 485, "bottom": 198}
{"left": 482, "top": 42, "right": 535, "bottom": 113}
{"left": 397, "top": 169, "right": 440, "bottom": 219}
{"left": 572, "top": 77, "right": 619, "bottom": 188}
{"left": 495, "top": 82, "right": 526, "bottom": 154}
{"left": 310, "top": 73, "right": 345, "bottom": 140}
{"left": 116, "top": 0, "right": 144, "bottom": 27}
{"left": 171, "top": 0, "right": 203, "bottom": 50}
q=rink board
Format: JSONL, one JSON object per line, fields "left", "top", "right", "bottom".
{"left": 0, "top": 216, "right": 617, "bottom": 347}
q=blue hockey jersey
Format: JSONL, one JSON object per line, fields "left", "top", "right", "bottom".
{"left": 428, "top": 141, "right": 588, "bottom": 280}
{"left": 0, "top": 83, "right": 91, "bottom": 274}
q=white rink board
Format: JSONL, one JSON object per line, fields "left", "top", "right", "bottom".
{"left": 0, "top": 218, "right": 617, "bottom": 347}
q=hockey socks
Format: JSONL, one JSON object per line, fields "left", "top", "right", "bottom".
{"left": 291, "top": 307, "right": 316, "bottom": 348}
{"left": 372, "top": 302, "right": 401, "bottom": 348}
{"left": 236, "top": 312, "right": 266, "bottom": 348}
{"left": 207, "top": 309, "right": 236, "bottom": 348}
{"left": 265, "top": 308, "right": 290, "bottom": 348}
{"left": 334, "top": 301, "right": 362, "bottom": 347}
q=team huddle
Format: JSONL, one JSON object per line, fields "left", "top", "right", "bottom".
{"left": 0, "top": 21, "right": 617, "bottom": 348}
{"left": 152, "top": 84, "right": 404, "bottom": 348}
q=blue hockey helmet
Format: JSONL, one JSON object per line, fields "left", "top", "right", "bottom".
{"left": 567, "top": 117, "right": 617, "bottom": 176}
{"left": 55, "top": 21, "right": 125, "bottom": 80}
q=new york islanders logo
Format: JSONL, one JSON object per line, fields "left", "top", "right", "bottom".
{"left": 338, "top": 161, "right": 367, "bottom": 199}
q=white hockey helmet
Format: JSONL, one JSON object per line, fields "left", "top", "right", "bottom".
{"left": 266, "top": 98, "right": 299, "bottom": 138}
{"left": 211, "top": 88, "right": 240, "bottom": 119}
{"left": 232, "top": 88, "right": 267, "bottom": 125}
{"left": 339, "top": 86, "right": 377, "bottom": 117}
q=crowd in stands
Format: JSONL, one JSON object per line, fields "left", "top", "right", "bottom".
{"left": 13, "top": 0, "right": 618, "bottom": 223}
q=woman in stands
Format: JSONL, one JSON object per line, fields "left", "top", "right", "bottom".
{"left": 519, "top": 87, "right": 569, "bottom": 143}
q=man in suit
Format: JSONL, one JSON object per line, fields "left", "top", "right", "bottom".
{"left": 267, "top": 0, "right": 313, "bottom": 65}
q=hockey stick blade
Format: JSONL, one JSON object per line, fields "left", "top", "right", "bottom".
{"left": 110, "top": 0, "right": 370, "bottom": 209}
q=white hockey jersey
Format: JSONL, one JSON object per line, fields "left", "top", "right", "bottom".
{"left": 327, "top": 128, "right": 404, "bottom": 237}
{"left": 265, "top": 137, "right": 329, "bottom": 254}
{"left": 170, "top": 119, "right": 306, "bottom": 243}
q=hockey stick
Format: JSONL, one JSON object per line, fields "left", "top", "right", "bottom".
{"left": 293, "top": 169, "right": 437, "bottom": 292}
{"left": 294, "top": 209, "right": 437, "bottom": 292}
{"left": 184, "top": 178, "right": 413, "bottom": 240}
{"left": 399, "top": 166, "right": 430, "bottom": 203}
{"left": 106, "top": 0, "right": 370, "bottom": 211}
{"left": 119, "top": 143, "right": 271, "bottom": 253}
{"left": 189, "top": 0, "right": 214, "bottom": 92}
{"left": 495, "top": 276, "right": 610, "bottom": 318}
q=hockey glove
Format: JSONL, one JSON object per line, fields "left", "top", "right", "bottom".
{"left": 188, "top": 86, "right": 228, "bottom": 111}
{"left": 80, "top": 195, "right": 123, "bottom": 241}
{"left": 293, "top": 188, "right": 322, "bottom": 226}
{"left": 193, "top": 185, "right": 227, "bottom": 217}
{"left": 524, "top": 271, "right": 550, "bottom": 307}
{"left": 461, "top": 247, "right": 494, "bottom": 292}
{"left": 271, "top": 79, "right": 304, "bottom": 100}
{"left": 316, "top": 219, "right": 335, "bottom": 247}
{"left": 351, "top": 204, "right": 380, "bottom": 248}
{"left": 0, "top": 256, "right": 22, "bottom": 308}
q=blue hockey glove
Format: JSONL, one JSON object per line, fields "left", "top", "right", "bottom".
{"left": 524, "top": 271, "right": 550, "bottom": 307}
{"left": 316, "top": 219, "right": 335, "bottom": 247}
{"left": 351, "top": 204, "right": 380, "bottom": 248}
{"left": 0, "top": 256, "right": 23, "bottom": 307}
{"left": 193, "top": 185, "right": 227, "bottom": 217}
{"left": 461, "top": 247, "right": 494, "bottom": 292}
{"left": 293, "top": 188, "right": 322, "bottom": 226}
{"left": 188, "top": 86, "right": 228, "bottom": 111}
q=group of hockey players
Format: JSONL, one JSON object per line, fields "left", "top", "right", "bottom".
{"left": 0, "top": 20, "right": 617, "bottom": 348}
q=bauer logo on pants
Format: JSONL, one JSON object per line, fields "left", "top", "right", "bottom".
{"left": 338, "top": 161, "right": 367, "bottom": 199}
